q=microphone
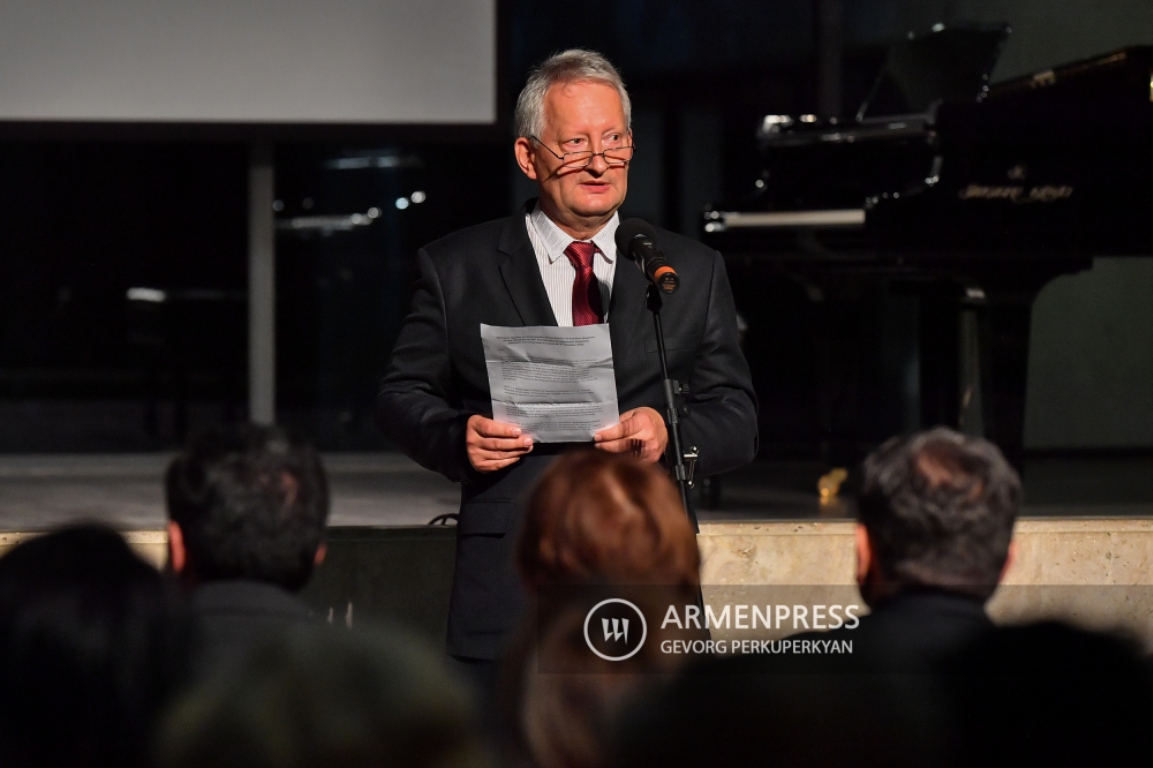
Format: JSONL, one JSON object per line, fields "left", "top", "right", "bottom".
{"left": 615, "top": 218, "right": 679, "bottom": 294}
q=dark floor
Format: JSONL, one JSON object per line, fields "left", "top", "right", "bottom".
{"left": 0, "top": 452, "right": 1150, "bottom": 532}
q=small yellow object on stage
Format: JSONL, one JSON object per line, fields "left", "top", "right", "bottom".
{"left": 817, "top": 468, "right": 848, "bottom": 504}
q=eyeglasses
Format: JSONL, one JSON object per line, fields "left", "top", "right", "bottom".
{"left": 530, "top": 136, "right": 635, "bottom": 169}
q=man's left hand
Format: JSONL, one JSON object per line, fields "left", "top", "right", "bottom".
{"left": 594, "top": 407, "right": 668, "bottom": 464}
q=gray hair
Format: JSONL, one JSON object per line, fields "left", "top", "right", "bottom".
{"left": 857, "top": 427, "right": 1021, "bottom": 600}
{"left": 514, "top": 49, "right": 631, "bottom": 139}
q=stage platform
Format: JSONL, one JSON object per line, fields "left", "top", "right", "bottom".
{"left": 2, "top": 452, "right": 1153, "bottom": 648}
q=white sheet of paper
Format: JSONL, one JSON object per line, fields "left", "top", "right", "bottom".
{"left": 480, "top": 323, "right": 620, "bottom": 443}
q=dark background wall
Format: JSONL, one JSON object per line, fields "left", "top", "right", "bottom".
{"left": 0, "top": 0, "right": 1149, "bottom": 453}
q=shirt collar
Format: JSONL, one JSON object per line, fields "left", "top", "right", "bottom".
{"left": 530, "top": 204, "right": 619, "bottom": 265}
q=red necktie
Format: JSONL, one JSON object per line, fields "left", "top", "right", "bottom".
{"left": 564, "top": 241, "right": 604, "bottom": 326}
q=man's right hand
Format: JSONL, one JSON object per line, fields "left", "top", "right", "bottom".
{"left": 466, "top": 415, "right": 533, "bottom": 472}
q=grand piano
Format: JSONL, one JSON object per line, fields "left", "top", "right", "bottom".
{"left": 705, "top": 26, "right": 1153, "bottom": 470}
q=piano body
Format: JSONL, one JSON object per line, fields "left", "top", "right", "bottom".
{"left": 705, "top": 29, "right": 1153, "bottom": 470}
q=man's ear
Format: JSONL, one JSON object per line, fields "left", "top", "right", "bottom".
{"left": 854, "top": 523, "right": 874, "bottom": 586}
{"left": 998, "top": 539, "right": 1018, "bottom": 584}
{"left": 166, "top": 520, "right": 187, "bottom": 575}
{"left": 514, "top": 137, "right": 539, "bottom": 181}
{"left": 313, "top": 543, "right": 327, "bottom": 567}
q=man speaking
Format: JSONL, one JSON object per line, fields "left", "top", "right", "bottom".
{"left": 376, "top": 49, "right": 756, "bottom": 662}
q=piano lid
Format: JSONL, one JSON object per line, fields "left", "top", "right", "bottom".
{"left": 757, "top": 22, "right": 1010, "bottom": 148}
{"left": 857, "top": 22, "right": 1011, "bottom": 122}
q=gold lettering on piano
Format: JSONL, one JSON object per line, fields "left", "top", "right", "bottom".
{"left": 958, "top": 184, "right": 1073, "bottom": 203}
{"left": 959, "top": 185, "right": 1023, "bottom": 201}
{"left": 1025, "top": 185, "right": 1074, "bottom": 203}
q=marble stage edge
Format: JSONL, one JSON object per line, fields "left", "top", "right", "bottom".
{"left": 3, "top": 453, "right": 1153, "bottom": 647}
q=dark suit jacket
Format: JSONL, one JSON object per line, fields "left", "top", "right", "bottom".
{"left": 641, "top": 590, "right": 994, "bottom": 768}
{"left": 191, "top": 579, "right": 321, "bottom": 672}
{"left": 375, "top": 204, "right": 757, "bottom": 659}
{"left": 785, "top": 589, "right": 995, "bottom": 674}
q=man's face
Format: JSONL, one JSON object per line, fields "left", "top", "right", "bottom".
{"left": 515, "top": 81, "right": 630, "bottom": 236}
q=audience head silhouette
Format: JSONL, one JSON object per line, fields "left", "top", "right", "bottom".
{"left": 165, "top": 424, "right": 329, "bottom": 592}
{"left": 507, "top": 450, "right": 702, "bottom": 768}
{"left": 157, "top": 627, "right": 486, "bottom": 768}
{"left": 856, "top": 427, "right": 1021, "bottom": 603}
{"left": 943, "top": 621, "right": 1153, "bottom": 767}
{"left": 518, "top": 450, "right": 699, "bottom": 590}
{"left": 0, "top": 524, "right": 193, "bottom": 768}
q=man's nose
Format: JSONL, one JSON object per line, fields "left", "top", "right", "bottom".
{"left": 585, "top": 150, "right": 610, "bottom": 174}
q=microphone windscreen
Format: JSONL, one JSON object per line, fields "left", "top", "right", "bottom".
{"left": 615, "top": 218, "right": 657, "bottom": 254}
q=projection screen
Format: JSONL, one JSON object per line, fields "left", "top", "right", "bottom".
{"left": 0, "top": 0, "right": 496, "bottom": 125}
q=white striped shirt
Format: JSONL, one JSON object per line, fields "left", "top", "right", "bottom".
{"left": 525, "top": 205, "right": 618, "bottom": 326}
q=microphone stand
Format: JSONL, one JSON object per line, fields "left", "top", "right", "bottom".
{"left": 646, "top": 283, "right": 708, "bottom": 634}
{"left": 646, "top": 284, "right": 699, "bottom": 533}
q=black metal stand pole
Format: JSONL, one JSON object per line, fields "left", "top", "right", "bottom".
{"left": 647, "top": 285, "right": 699, "bottom": 532}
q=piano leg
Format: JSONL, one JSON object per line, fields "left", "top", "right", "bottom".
{"left": 977, "top": 293, "right": 1035, "bottom": 474}
{"left": 913, "top": 280, "right": 1035, "bottom": 472}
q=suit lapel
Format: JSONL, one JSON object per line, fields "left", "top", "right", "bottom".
{"left": 608, "top": 253, "right": 649, "bottom": 363}
{"left": 494, "top": 203, "right": 649, "bottom": 343}
{"left": 497, "top": 207, "right": 558, "bottom": 327}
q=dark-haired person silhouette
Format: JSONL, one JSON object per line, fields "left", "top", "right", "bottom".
{"left": 165, "top": 424, "right": 330, "bottom": 667}
{"left": 0, "top": 524, "right": 194, "bottom": 768}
